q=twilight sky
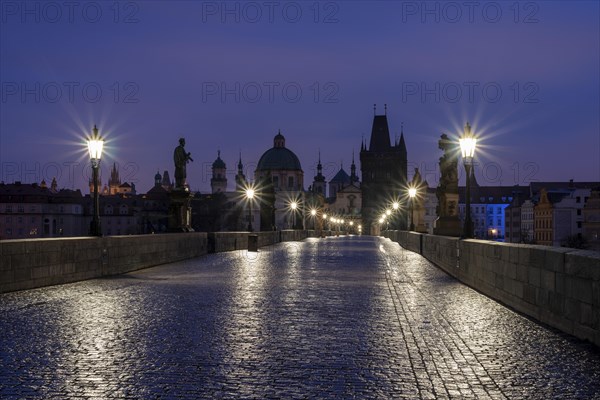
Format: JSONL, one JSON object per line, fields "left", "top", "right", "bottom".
{"left": 1, "top": 1, "right": 599, "bottom": 193}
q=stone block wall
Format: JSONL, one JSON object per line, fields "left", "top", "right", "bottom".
{"left": 1, "top": 233, "right": 208, "bottom": 293}
{"left": 384, "top": 230, "right": 600, "bottom": 347}
{"left": 1, "top": 229, "right": 327, "bottom": 293}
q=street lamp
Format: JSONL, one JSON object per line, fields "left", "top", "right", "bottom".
{"left": 459, "top": 122, "right": 477, "bottom": 238}
{"left": 408, "top": 187, "right": 417, "bottom": 231}
{"left": 290, "top": 201, "right": 298, "bottom": 229}
{"left": 310, "top": 208, "right": 317, "bottom": 230}
{"left": 245, "top": 187, "right": 255, "bottom": 232}
{"left": 87, "top": 125, "right": 104, "bottom": 237}
{"left": 392, "top": 201, "right": 399, "bottom": 211}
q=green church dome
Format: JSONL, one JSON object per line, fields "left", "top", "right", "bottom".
{"left": 256, "top": 131, "right": 302, "bottom": 171}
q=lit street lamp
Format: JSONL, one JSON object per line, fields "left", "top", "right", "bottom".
{"left": 87, "top": 125, "right": 104, "bottom": 237}
{"left": 245, "top": 187, "right": 255, "bottom": 232}
{"left": 408, "top": 187, "right": 417, "bottom": 231}
{"left": 310, "top": 208, "right": 317, "bottom": 230}
{"left": 290, "top": 201, "right": 298, "bottom": 229}
{"left": 459, "top": 122, "right": 477, "bottom": 238}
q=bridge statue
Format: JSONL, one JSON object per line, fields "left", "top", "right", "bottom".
{"left": 174, "top": 137, "right": 193, "bottom": 190}
{"left": 434, "top": 134, "right": 461, "bottom": 237}
{"left": 169, "top": 137, "right": 194, "bottom": 232}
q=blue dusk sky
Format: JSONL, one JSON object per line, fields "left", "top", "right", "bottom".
{"left": 1, "top": 1, "right": 599, "bottom": 193}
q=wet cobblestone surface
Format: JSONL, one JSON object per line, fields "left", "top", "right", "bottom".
{"left": 1, "top": 236, "right": 599, "bottom": 399}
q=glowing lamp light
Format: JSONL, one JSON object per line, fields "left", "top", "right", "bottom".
{"left": 246, "top": 188, "right": 255, "bottom": 199}
{"left": 459, "top": 137, "right": 477, "bottom": 159}
{"left": 87, "top": 125, "right": 104, "bottom": 161}
{"left": 379, "top": 217, "right": 384, "bottom": 224}
{"left": 408, "top": 187, "right": 417, "bottom": 198}
{"left": 392, "top": 202, "right": 399, "bottom": 210}
{"left": 349, "top": 221, "right": 354, "bottom": 226}
{"left": 291, "top": 201, "right": 298, "bottom": 210}
{"left": 311, "top": 209, "right": 317, "bottom": 216}
{"left": 386, "top": 209, "right": 391, "bottom": 216}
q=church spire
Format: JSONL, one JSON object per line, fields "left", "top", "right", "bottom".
{"left": 398, "top": 122, "right": 407, "bottom": 154}
{"left": 317, "top": 150, "right": 322, "bottom": 173}
{"left": 350, "top": 150, "right": 358, "bottom": 184}
{"left": 238, "top": 151, "right": 243, "bottom": 173}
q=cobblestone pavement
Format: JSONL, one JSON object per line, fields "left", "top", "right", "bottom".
{"left": 1, "top": 236, "right": 599, "bottom": 399}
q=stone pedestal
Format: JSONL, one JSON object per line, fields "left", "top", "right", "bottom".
{"left": 433, "top": 216, "right": 461, "bottom": 237}
{"left": 169, "top": 189, "right": 194, "bottom": 232}
{"left": 434, "top": 192, "right": 461, "bottom": 237}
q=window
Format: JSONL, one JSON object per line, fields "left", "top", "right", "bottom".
{"left": 576, "top": 196, "right": 581, "bottom": 203}
{"left": 5, "top": 228, "right": 12, "bottom": 235}
{"left": 5, "top": 205, "right": 12, "bottom": 213}
{"left": 272, "top": 176, "right": 279, "bottom": 189}
{"left": 577, "top": 209, "right": 582, "bottom": 216}
{"left": 288, "top": 176, "right": 294, "bottom": 189}
{"left": 120, "top": 205, "right": 128, "bottom": 215}
{"left": 497, "top": 219, "right": 502, "bottom": 226}
{"left": 577, "top": 221, "right": 582, "bottom": 229}
{"left": 17, "top": 205, "right": 24, "bottom": 213}
{"left": 105, "top": 205, "right": 114, "bottom": 215}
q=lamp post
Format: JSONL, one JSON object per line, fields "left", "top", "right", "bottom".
{"left": 459, "top": 122, "right": 477, "bottom": 238}
{"left": 245, "top": 188, "right": 255, "bottom": 232}
{"left": 408, "top": 187, "right": 417, "bottom": 231}
{"left": 87, "top": 125, "right": 104, "bottom": 237}
{"left": 310, "top": 208, "right": 317, "bottom": 230}
{"left": 290, "top": 201, "right": 298, "bottom": 229}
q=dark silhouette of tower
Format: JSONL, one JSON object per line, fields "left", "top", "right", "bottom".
{"left": 312, "top": 151, "right": 327, "bottom": 196}
{"left": 360, "top": 105, "right": 407, "bottom": 234}
{"left": 235, "top": 153, "right": 246, "bottom": 191}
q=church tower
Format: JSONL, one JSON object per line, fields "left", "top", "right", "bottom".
{"left": 108, "top": 163, "right": 121, "bottom": 195}
{"left": 312, "top": 151, "right": 327, "bottom": 197}
{"left": 360, "top": 104, "right": 408, "bottom": 234}
{"left": 235, "top": 153, "right": 246, "bottom": 191}
{"left": 211, "top": 151, "right": 228, "bottom": 194}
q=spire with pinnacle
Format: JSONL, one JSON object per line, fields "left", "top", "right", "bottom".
{"left": 235, "top": 152, "right": 246, "bottom": 191}
{"left": 398, "top": 122, "right": 407, "bottom": 154}
{"left": 350, "top": 150, "right": 358, "bottom": 184}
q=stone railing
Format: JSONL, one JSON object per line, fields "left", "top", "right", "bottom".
{"left": 383, "top": 230, "right": 600, "bottom": 347}
{"left": 0, "top": 229, "right": 336, "bottom": 294}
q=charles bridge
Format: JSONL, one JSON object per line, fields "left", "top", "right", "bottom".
{"left": 1, "top": 232, "right": 599, "bottom": 398}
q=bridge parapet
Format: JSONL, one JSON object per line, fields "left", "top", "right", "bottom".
{"left": 384, "top": 230, "right": 600, "bottom": 347}
{"left": 0, "top": 230, "right": 333, "bottom": 294}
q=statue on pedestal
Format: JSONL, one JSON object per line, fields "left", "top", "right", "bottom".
{"left": 174, "top": 138, "right": 193, "bottom": 190}
{"left": 169, "top": 138, "right": 194, "bottom": 232}
{"left": 434, "top": 134, "right": 461, "bottom": 236}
